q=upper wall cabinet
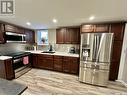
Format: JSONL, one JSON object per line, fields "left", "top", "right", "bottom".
{"left": 0, "top": 24, "right": 5, "bottom": 43}
{"left": 56, "top": 28, "right": 66, "bottom": 44}
{"left": 4, "top": 24, "right": 18, "bottom": 33}
{"left": 81, "top": 24, "right": 109, "bottom": 33}
{"left": 81, "top": 25, "right": 94, "bottom": 32}
{"left": 25, "top": 29, "right": 35, "bottom": 43}
{"left": 109, "top": 23, "right": 125, "bottom": 41}
{"left": 56, "top": 27, "right": 80, "bottom": 44}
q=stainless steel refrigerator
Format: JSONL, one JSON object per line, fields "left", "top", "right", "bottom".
{"left": 79, "top": 33, "right": 113, "bottom": 86}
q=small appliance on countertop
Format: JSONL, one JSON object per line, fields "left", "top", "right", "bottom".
{"left": 69, "top": 47, "right": 76, "bottom": 54}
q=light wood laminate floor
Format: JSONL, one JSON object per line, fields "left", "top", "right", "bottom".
{"left": 14, "top": 69, "right": 127, "bottom": 95}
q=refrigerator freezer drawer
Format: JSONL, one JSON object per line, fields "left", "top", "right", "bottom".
{"left": 79, "top": 67, "right": 109, "bottom": 86}
{"left": 80, "top": 61, "right": 110, "bottom": 70}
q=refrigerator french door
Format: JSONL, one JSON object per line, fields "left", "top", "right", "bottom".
{"left": 79, "top": 33, "right": 113, "bottom": 86}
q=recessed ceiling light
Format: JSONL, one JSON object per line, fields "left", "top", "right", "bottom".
{"left": 26, "top": 22, "right": 31, "bottom": 26}
{"left": 89, "top": 16, "right": 95, "bottom": 20}
{"left": 52, "top": 19, "right": 58, "bottom": 23}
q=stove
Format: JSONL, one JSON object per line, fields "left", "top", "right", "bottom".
{"left": 5, "top": 52, "right": 32, "bottom": 78}
{"left": 5, "top": 52, "right": 31, "bottom": 59}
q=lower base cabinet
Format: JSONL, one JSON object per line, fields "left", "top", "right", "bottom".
{"left": 32, "top": 54, "right": 79, "bottom": 75}
{"left": 0, "top": 59, "right": 14, "bottom": 80}
{"left": 63, "top": 57, "right": 79, "bottom": 74}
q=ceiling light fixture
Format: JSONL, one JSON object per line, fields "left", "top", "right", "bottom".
{"left": 89, "top": 16, "right": 95, "bottom": 20}
{"left": 26, "top": 22, "right": 31, "bottom": 26}
{"left": 52, "top": 19, "right": 58, "bottom": 23}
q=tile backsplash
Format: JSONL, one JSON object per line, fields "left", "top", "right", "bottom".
{"left": 0, "top": 43, "right": 27, "bottom": 55}
{"left": 35, "top": 44, "right": 80, "bottom": 53}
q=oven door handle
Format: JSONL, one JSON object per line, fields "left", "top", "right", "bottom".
{"left": 13, "top": 58, "right": 22, "bottom": 63}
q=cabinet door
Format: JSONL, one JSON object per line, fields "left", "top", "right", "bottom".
{"left": 110, "top": 23, "right": 125, "bottom": 41}
{"left": 17, "top": 27, "right": 25, "bottom": 34}
{"left": 25, "top": 29, "right": 35, "bottom": 43}
{"left": 81, "top": 25, "right": 94, "bottom": 33}
{"left": 70, "top": 28, "right": 80, "bottom": 44}
{"left": 63, "top": 57, "right": 70, "bottom": 73}
{"left": 38, "top": 54, "right": 53, "bottom": 70}
{"left": 95, "top": 24, "right": 109, "bottom": 32}
{"left": 5, "top": 59, "right": 14, "bottom": 80}
{"left": 54, "top": 56, "right": 63, "bottom": 71}
{"left": 109, "top": 62, "right": 120, "bottom": 81}
{"left": 70, "top": 57, "right": 79, "bottom": 74}
{"left": 32, "top": 54, "right": 38, "bottom": 68}
{"left": 64, "top": 29, "right": 71, "bottom": 44}
{"left": 0, "top": 24, "right": 5, "bottom": 43}
{"left": 109, "top": 41, "right": 122, "bottom": 80}
{"left": 56, "top": 28, "right": 66, "bottom": 44}
{"left": 4, "top": 24, "right": 18, "bottom": 33}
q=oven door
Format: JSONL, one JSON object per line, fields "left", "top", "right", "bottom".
{"left": 13, "top": 55, "right": 31, "bottom": 78}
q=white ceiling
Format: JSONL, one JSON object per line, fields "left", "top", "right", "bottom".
{"left": 0, "top": 0, "right": 127, "bottom": 29}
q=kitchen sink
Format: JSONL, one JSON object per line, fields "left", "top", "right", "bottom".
{"left": 41, "top": 51, "right": 55, "bottom": 54}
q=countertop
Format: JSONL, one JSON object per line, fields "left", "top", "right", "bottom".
{"left": 0, "top": 56, "right": 12, "bottom": 60}
{"left": 0, "top": 78, "right": 27, "bottom": 95}
{"left": 26, "top": 50, "right": 79, "bottom": 57}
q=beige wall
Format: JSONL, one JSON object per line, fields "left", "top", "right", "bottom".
{"left": 48, "top": 29, "right": 56, "bottom": 44}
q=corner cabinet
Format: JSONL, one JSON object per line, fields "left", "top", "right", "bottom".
{"left": 0, "top": 59, "right": 14, "bottom": 80}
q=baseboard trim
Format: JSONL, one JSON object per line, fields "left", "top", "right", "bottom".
{"left": 116, "top": 80, "right": 127, "bottom": 87}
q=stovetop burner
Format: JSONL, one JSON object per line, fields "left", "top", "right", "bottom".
{"left": 5, "top": 52, "right": 31, "bottom": 59}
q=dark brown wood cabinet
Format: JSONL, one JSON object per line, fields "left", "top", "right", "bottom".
{"left": 0, "top": 24, "right": 5, "bottom": 43}
{"left": 95, "top": 24, "right": 109, "bottom": 32}
{"left": 56, "top": 27, "right": 80, "bottom": 44}
{"left": 54, "top": 56, "right": 63, "bottom": 71}
{"left": 63, "top": 56, "right": 79, "bottom": 74}
{"left": 69, "top": 28, "right": 80, "bottom": 44}
{"left": 110, "top": 23, "right": 125, "bottom": 41}
{"left": 63, "top": 57, "right": 70, "bottom": 73}
{"left": 81, "top": 24, "right": 109, "bottom": 33}
{"left": 81, "top": 25, "right": 94, "bottom": 32}
{"left": 25, "top": 29, "right": 35, "bottom": 43}
{"left": 37, "top": 54, "right": 54, "bottom": 70}
{"left": 56, "top": 28, "right": 66, "bottom": 44}
{"left": 0, "top": 59, "right": 14, "bottom": 80}
{"left": 32, "top": 54, "right": 79, "bottom": 75}
{"left": 32, "top": 54, "right": 38, "bottom": 68}
{"left": 4, "top": 24, "right": 18, "bottom": 33}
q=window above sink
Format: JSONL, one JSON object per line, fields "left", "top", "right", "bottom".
{"left": 37, "top": 30, "right": 48, "bottom": 45}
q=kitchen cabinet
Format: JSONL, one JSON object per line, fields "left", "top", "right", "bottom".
{"left": 63, "top": 57, "right": 70, "bottom": 73}
{"left": 81, "top": 25, "right": 94, "bottom": 32}
{"left": 32, "top": 54, "right": 38, "bottom": 68}
{"left": 110, "top": 23, "right": 125, "bottom": 41}
{"left": 63, "top": 56, "right": 79, "bottom": 74}
{"left": 25, "top": 29, "right": 35, "bottom": 43}
{"left": 0, "top": 59, "right": 14, "bottom": 80}
{"left": 0, "top": 24, "right": 5, "bottom": 43}
{"left": 54, "top": 56, "right": 63, "bottom": 71}
{"left": 81, "top": 24, "right": 109, "bottom": 33}
{"left": 69, "top": 27, "right": 80, "bottom": 44}
{"left": 56, "top": 28, "right": 66, "bottom": 44}
{"left": 4, "top": 24, "right": 18, "bottom": 33}
{"left": 37, "top": 54, "right": 54, "bottom": 70}
{"left": 56, "top": 27, "right": 80, "bottom": 44}
{"left": 32, "top": 54, "right": 79, "bottom": 75}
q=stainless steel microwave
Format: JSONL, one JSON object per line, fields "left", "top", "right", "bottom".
{"left": 5, "top": 32, "right": 26, "bottom": 42}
